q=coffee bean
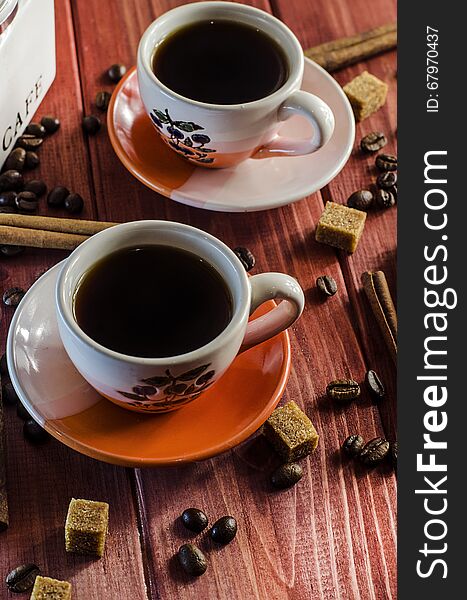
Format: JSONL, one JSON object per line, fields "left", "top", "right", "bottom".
{"left": 15, "top": 134, "right": 44, "bottom": 150}
{"left": 347, "top": 189, "right": 374, "bottom": 211}
{"left": 177, "top": 544, "right": 207, "bottom": 576}
{"left": 0, "top": 353, "right": 7, "bottom": 376}
{"left": 108, "top": 63, "right": 127, "bottom": 82}
{"left": 0, "top": 205, "right": 18, "bottom": 214}
{"left": 23, "top": 419, "right": 49, "bottom": 444}
{"left": 376, "top": 171, "right": 397, "bottom": 190}
{"left": 233, "top": 246, "right": 255, "bottom": 271}
{"left": 64, "top": 192, "right": 84, "bottom": 214}
{"left": 375, "top": 153, "right": 397, "bottom": 171}
{"left": 25, "top": 151, "right": 40, "bottom": 170}
{"left": 24, "top": 179, "right": 47, "bottom": 198}
{"left": 25, "top": 122, "right": 46, "bottom": 138}
{"left": 0, "top": 245, "right": 25, "bottom": 257}
{"left": 47, "top": 185, "right": 69, "bottom": 207}
{"left": 82, "top": 115, "right": 101, "bottom": 135}
{"left": 360, "top": 131, "right": 387, "bottom": 153}
{"left": 342, "top": 434, "right": 365, "bottom": 457}
{"left": 6, "top": 564, "right": 41, "bottom": 593}
{"left": 17, "top": 401, "right": 31, "bottom": 421}
{"left": 391, "top": 184, "right": 397, "bottom": 202}
{"left": 359, "top": 437, "right": 389, "bottom": 466}
{"left": 40, "top": 115, "right": 60, "bottom": 134}
{"left": 374, "top": 189, "right": 396, "bottom": 209}
{"left": 390, "top": 441, "right": 397, "bottom": 469}
{"left": 3, "top": 286, "right": 25, "bottom": 307}
{"left": 15, "top": 191, "right": 38, "bottom": 212}
{"left": 0, "top": 170, "right": 23, "bottom": 192}
{"left": 181, "top": 508, "right": 208, "bottom": 533}
{"left": 271, "top": 463, "right": 303, "bottom": 489}
{"left": 2, "top": 382, "right": 18, "bottom": 406}
{"left": 0, "top": 190, "right": 17, "bottom": 206}
{"left": 210, "top": 516, "right": 237, "bottom": 544}
{"left": 316, "top": 275, "right": 337, "bottom": 297}
{"left": 365, "top": 369, "right": 385, "bottom": 401}
{"left": 4, "top": 147, "right": 26, "bottom": 172}
{"left": 95, "top": 90, "right": 112, "bottom": 111}
{"left": 326, "top": 379, "right": 361, "bottom": 403}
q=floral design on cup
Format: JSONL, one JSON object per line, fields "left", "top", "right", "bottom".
{"left": 149, "top": 108, "right": 216, "bottom": 165}
{"left": 117, "top": 363, "right": 216, "bottom": 411}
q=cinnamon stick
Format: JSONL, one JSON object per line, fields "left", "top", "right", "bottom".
{"left": 0, "top": 376, "right": 8, "bottom": 532}
{"left": 361, "top": 271, "right": 397, "bottom": 363}
{"left": 0, "top": 225, "right": 88, "bottom": 250}
{"left": 0, "top": 214, "right": 118, "bottom": 236}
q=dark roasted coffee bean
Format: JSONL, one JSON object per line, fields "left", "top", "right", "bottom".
{"left": 40, "top": 115, "right": 60, "bottom": 134}
{"left": 210, "top": 516, "right": 237, "bottom": 544}
{"left": 359, "top": 437, "right": 389, "bottom": 466}
{"left": 375, "top": 153, "right": 397, "bottom": 171}
{"left": 108, "top": 63, "right": 127, "bottom": 82}
{"left": 347, "top": 189, "right": 373, "bottom": 211}
{"left": 326, "top": 379, "right": 360, "bottom": 403}
{"left": 3, "top": 286, "right": 25, "bottom": 307}
{"left": 360, "top": 131, "right": 387, "bottom": 153}
{"left": 0, "top": 353, "right": 7, "bottom": 376}
{"left": 0, "top": 244, "right": 24, "bottom": 257}
{"left": 316, "top": 275, "right": 337, "bottom": 297}
{"left": 271, "top": 463, "right": 303, "bottom": 489}
{"left": 342, "top": 434, "right": 365, "bottom": 457}
{"left": 365, "top": 369, "right": 385, "bottom": 401}
{"left": 391, "top": 184, "right": 397, "bottom": 201}
{"left": 391, "top": 441, "right": 397, "bottom": 469}
{"left": 15, "top": 134, "right": 44, "bottom": 150}
{"left": 0, "top": 190, "right": 17, "bottom": 206}
{"left": 178, "top": 544, "right": 207, "bottom": 576}
{"left": 23, "top": 419, "right": 49, "bottom": 444}
{"left": 24, "top": 179, "right": 47, "bottom": 198}
{"left": 4, "top": 147, "right": 26, "bottom": 172}
{"left": 95, "top": 90, "right": 112, "bottom": 111}
{"left": 181, "top": 508, "right": 208, "bottom": 533}
{"left": 376, "top": 171, "right": 397, "bottom": 190}
{"left": 0, "top": 169, "right": 23, "bottom": 192}
{"left": 233, "top": 246, "right": 255, "bottom": 271}
{"left": 47, "top": 185, "right": 69, "bottom": 207}
{"left": 82, "top": 115, "right": 101, "bottom": 135}
{"left": 17, "top": 401, "right": 31, "bottom": 421}
{"left": 25, "top": 122, "right": 46, "bottom": 138}
{"left": 25, "top": 151, "right": 40, "bottom": 170}
{"left": 2, "top": 382, "right": 18, "bottom": 406}
{"left": 64, "top": 192, "right": 84, "bottom": 214}
{"left": 375, "top": 189, "right": 396, "bottom": 209}
{"left": 6, "top": 563, "right": 41, "bottom": 593}
{"left": 15, "top": 191, "right": 38, "bottom": 212}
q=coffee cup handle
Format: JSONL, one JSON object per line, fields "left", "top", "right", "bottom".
{"left": 240, "top": 273, "right": 305, "bottom": 352}
{"left": 251, "top": 90, "right": 335, "bottom": 159}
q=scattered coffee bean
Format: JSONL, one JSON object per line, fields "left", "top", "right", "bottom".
{"left": 347, "top": 189, "right": 373, "bottom": 211}
{"left": 391, "top": 184, "right": 397, "bottom": 201}
{"left": 210, "top": 516, "right": 237, "bottom": 544}
{"left": 17, "top": 401, "right": 31, "bottom": 421}
{"left": 15, "top": 134, "right": 44, "bottom": 151}
{"left": 360, "top": 131, "right": 387, "bottom": 153}
{"left": 0, "top": 353, "right": 7, "bottom": 375}
{"left": 374, "top": 189, "right": 396, "bottom": 209}
{"left": 181, "top": 508, "right": 208, "bottom": 533}
{"left": 365, "top": 369, "right": 385, "bottom": 401}
{"left": 24, "top": 179, "right": 47, "bottom": 198}
{"left": 0, "top": 190, "right": 17, "bottom": 206}
{"left": 95, "top": 90, "right": 112, "bottom": 111}
{"left": 326, "top": 379, "right": 360, "bottom": 403}
{"left": 271, "top": 463, "right": 303, "bottom": 489}
{"left": 0, "top": 170, "right": 23, "bottom": 192}
{"left": 47, "top": 185, "right": 69, "bottom": 207}
{"left": 316, "top": 275, "right": 338, "bottom": 297}
{"left": 376, "top": 171, "right": 397, "bottom": 190}
{"left": 25, "top": 151, "right": 40, "bottom": 170}
{"left": 23, "top": 419, "right": 49, "bottom": 444}
{"left": 82, "top": 115, "right": 101, "bottom": 135}
{"left": 40, "top": 115, "right": 60, "bottom": 134}
{"left": 3, "top": 286, "right": 25, "bottom": 307}
{"left": 5, "top": 563, "right": 41, "bottom": 593}
{"left": 359, "top": 437, "right": 389, "bottom": 466}
{"left": 178, "top": 544, "right": 207, "bottom": 577}
{"left": 64, "top": 192, "right": 84, "bottom": 214}
{"left": 25, "top": 122, "right": 46, "bottom": 138}
{"left": 107, "top": 63, "right": 127, "bottom": 82}
{"left": 390, "top": 441, "right": 397, "bottom": 469}
{"left": 15, "top": 191, "right": 38, "bottom": 212}
{"left": 375, "top": 153, "right": 397, "bottom": 171}
{"left": 233, "top": 246, "right": 255, "bottom": 271}
{"left": 342, "top": 434, "right": 365, "bottom": 457}
{"left": 4, "top": 147, "right": 26, "bottom": 172}
{"left": 0, "top": 244, "right": 25, "bottom": 257}
{"left": 2, "top": 382, "right": 19, "bottom": 406}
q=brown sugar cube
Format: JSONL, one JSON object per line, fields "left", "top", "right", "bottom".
{"left": 262, "top": 401, "right": 319, "bottom": 462}
{"left": 343, "top": 71, "right": 388, "bottom": 121}
{"left": 315, "top": 201, "right": 366, "bottom": 253}
{"left": 30, "top": 576, "right": 71, "bottom": 600}
{"left": 65, "top": 498, "right": 109, "bottom": 557}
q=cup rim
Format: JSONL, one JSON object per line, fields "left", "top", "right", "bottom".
{"left": 55, "top": 220, "right": 251, "bottom": 366}
{"left": 137, "top": 1, "right": 304, "bottom": 111}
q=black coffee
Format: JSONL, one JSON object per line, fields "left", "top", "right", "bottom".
{"left": 73, "top": 245, "right": 232, "bottom": 358}
{"left": 152, "top": 20, "right": 289, "bottom": 104}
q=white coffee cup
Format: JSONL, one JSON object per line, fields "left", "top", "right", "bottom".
{"left": 137, "top": 1, "right": 335, "bottom": 169}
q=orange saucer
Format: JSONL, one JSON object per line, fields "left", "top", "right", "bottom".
{"left": 7, "top": 263, "right": 291, "bottom": 466}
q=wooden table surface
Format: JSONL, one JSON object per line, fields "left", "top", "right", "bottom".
{"left": 0, "top": 0, "right": 397, "bottom": 598}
